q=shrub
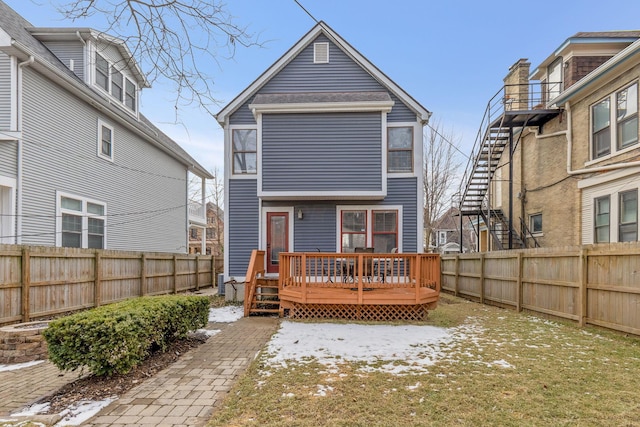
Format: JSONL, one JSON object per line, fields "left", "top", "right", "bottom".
{"left": 43, "top": 295, "right": 209, "bottom": 376}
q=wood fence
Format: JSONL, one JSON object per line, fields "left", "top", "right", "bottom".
{"left": 441, "top": 242, "right": 640, "bottom": 336}
{"left": 0, "top": 244, "right": 224, "bottom": 325}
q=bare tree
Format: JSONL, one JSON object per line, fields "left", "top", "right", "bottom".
{"left": 207, "top": 166, "right": 224, "bottom": 256}
{"left": 423, "top": 121, "right": 461, "bottom": 251}
{"left": 50, "top": 0, "right": 261, "bottom": 114}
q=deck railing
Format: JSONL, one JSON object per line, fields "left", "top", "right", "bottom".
{"left": 243, "top": 249, "right": 265, "bottom": 316}
{"left": 279, "top": 252, "right": 440, "bottom": 306}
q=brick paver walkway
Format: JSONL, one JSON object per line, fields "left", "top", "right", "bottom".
{"left": 0, "top": 315, "right": 279, "bottom": 426}
{"left": 86, "top": 316, "right": 279, "bottom": 426}
{"left": 0, "top": 360, "right": 82, "bottom": 417}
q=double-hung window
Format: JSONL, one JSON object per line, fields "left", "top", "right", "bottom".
{"left": 592, "top": 82, "right": 639, "bottom": 160}
{"left": 125, "top": 78, "right": 137, "bottom": 112}
{"left": 594, "top": 195, "right": 610, "bottom": 243}
{"left": 97, "top": 120, "right": 114, "bottom": 161}
{"left": 95, "top": 53, "right": 109, "bottom": 91}
{"left": 59, "top": 194, "right": 106, "bottom": 249}
{"left": 619, "top": 190, "right": 638, "bottom": 242}
{"left": 232, "top": 129, "right": 257, "bottom": 174}
{"left": 339, "top": 207, "right": 400, "bottom": 253}
{"left": 111, "top": 67, "right": 123, "bottom": 102}
{"left": 388, "top": 127, "right": 413, "bottom": 173}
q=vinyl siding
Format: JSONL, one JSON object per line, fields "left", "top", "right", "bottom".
{"left": 262, "top": 112, "right": 382, "bottom": 192}
{"left": 0, "top": 141, "right": 17, "bottom": 177}
{"left": 229, "top": 97, "right": 256, "bottom": 125}
{"left": 290, "top": 202, "right": 336, "bottom": 252}
{"left": 42, "top": 41, "right": 85, "bottom": 81}
{"left": 385, "top": 177, "right": 418, "bottom": 252}
{"left": 20, "top": 67, "right": 188, "bottom": 252}
{"left": 388, "top": 93, "right": 417, "bottom": 122}
{"left": 581, "top": 173, "right": 640, "bottom": 244}
{"left": 228, "top": 179, "right": 259, "bottom": 275}
{"left": 0, "top": 53, "right": 11, "bottom": 130}
{"left": 261, "top": 34, "right": 384, "bottom": 93}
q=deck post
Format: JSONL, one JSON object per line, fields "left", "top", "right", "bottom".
{"left": 357, "top": 254, "right": 363, "bottom": 304}
{"left": 301, "top": 253, "right": 307, "bottom": 303}
{"left": 414, "top": 254, "right": 422, "bottom": 304}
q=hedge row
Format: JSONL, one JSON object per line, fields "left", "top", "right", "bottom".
{"left": 43, "top": 295, "right": 210, "bottom": 376}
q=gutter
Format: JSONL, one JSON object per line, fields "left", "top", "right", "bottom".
{"left": 6, "top": 38, "right": 210, "bottom": 178}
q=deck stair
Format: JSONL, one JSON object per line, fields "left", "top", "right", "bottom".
{"left": 246, "top": 277, "right": 281, "bottom": 316}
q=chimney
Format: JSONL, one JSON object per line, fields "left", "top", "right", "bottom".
{"left": 503, "top": 59, "right": 530, "bottom": 110}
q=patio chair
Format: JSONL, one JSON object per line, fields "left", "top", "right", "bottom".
{"left": 354, "top": 247, "right": 374, "bottom": 283}
{"left": 384, "top": 248, "right": 398, "bottom": 283}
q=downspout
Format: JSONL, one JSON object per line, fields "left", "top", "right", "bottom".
{"left": 546, "top": 102, "right": 640, "bottom": 175}
{"left": 16, "top": 55, "right": 34, "bottom": 245}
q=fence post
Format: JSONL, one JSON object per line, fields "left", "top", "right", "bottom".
{"left": 173, "top": 255, "right": 178, "bottom": 294}
{"left": 140, "top": 254, "right": 147, "bottom": 296}
{"left": 516, "top": 252, "right": 523, "bottom": 312}
{"left": 21, "top": 248, "right": 30, "bottom": 322}
{"left": 479, "top": 253, "right": 485, "bottom": 304}
{"left": 195, "top": 255, "right": 200, "bottom": 291}
{"left": 211, "top": 255, "right": 216, "bottom": 287}
{"left": 454, "top": 256, "right": 460, "bottom": 297}
{"left": 94, "top": 251, "right": 102, "bottom": 308}
{"left": 579, "top": 248, "right": 588, "bottom": 327}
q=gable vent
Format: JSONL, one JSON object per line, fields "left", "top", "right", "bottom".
{"left": 314, "top": 42, "right": 329, "bottom": 64}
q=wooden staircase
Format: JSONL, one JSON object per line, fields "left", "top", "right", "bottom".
{"left": 246, "top": 277, "right": 280, "bottom": 316}
{"left": 243, "top": 250, "right": 281, "bottom": 317}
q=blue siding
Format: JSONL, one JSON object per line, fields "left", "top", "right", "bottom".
{"left": 292, "top": 203, "right": 336, "bottom": 251}
{"left": 228, "top": 179, "right": 259, "bottom": 275}
{"left": 388, "top": 93, "right": 417, "bottom": 122}
{"left": 262, "top": 112, "right": 382, "bottom": 192}
{"left": 229, "top": 97, "right": 256, "bottom": 125}
{"left": 385, "top": 178, "right": 418, "bottom": 252}
{"left": 262, "top": 35, "right": 383, "bottom": 93}
{"left": 258, "top": 104, "right": 418, "bottom": 196}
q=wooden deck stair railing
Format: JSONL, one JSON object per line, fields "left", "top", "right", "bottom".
{"left": 243, "top": 250, "right": 281, "bottom": 316}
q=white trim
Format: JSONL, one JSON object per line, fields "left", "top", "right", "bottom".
{"left": 248, "top": 101, "right": 394, "bottom": 118}
{"left": 313, "top": 42, "right": 329, "bottom": 64}
{"left": 223, "top": 118, "right": 231, "bottom": 281}
{"left": 0, "top": 176, "right": 16, "bottom": 244}
{"left": 335, "top": 204, "right": 403, "bottom": 252}
{"left": 387, "top": 121, "right": 421, "bottom": 178}
{"left": 215, "top": 23, "right": 430, "bottom": 125}
{"left": 55, "top": 191, "right": 107, "bottom": 249}
{"left": 97, "top": 119, "right": 114, "bottom": 162}
{"left": 260, "top": 206, "right": 295, "bottom": 266}
{"left": 578, "top": 166, "right": 640, "bottom": 189}
{"left": 258, "top": 190, "right": 386, "bottom": 201}
{"left": 229, "top": 123, "right": 258, "bottom": 179}
{"left": 10, "top": 55, "right": 17, "bottom": 131}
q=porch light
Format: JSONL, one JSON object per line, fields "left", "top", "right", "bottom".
{"left": 297, "top": 209, "right": 303, "bottom": 220}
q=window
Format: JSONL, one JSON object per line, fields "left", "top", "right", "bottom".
{"left": 529, "top": 213, "right": 543, "bottom": 234}
{"left": 388, "top": 127, "right": 413, "bottom": 173}
{"left": 206, "top": 228, "right": 215, "bottom": 239}
{"left": 232, "top": 129, "right": 257, "bottom": 174}
{"left": 111, "top": 67, "right": 123, "bottom": 102}
{"left": 59, "top": 194, "right": 106, "bottom": 249}
{"left": 372, "top": 210, "right": 398, "bottom": 253}
{"left": 594, "top": 196, "right": 610, "bottom": 243}
{"left": 338, "top": 206, "right": 401, "bottom": 253}
{"left": 619, "top": 190, "right": 638, "bottom": 242}
{"left": 341, "top": 210, "right": 366, "bottom": 252}
{"left": 592, "top": 82, "right": 639, "bottom": 159}
{"left": 617, "top": 83, "right": 638, "bottom": 150}
{"left": 125, "top": 78, "right": 136, "bottom": 112}
{"left": 438, "top": 230, "right": 447, "bottom": 246}
{"left": 95, "top": 54, "right": 109, "bottom": 91}
{"left": 190, "top": 228, "right": 198, "bottom": 239}
{"left": 547, "top": 58, "right": 563, "bottom": 101}
{"left": 97, "top": 120, "right": 114, "bottom": 161}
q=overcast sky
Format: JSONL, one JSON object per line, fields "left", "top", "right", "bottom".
{"left": 6, "top": 0, "right": 640, "bottom": 181}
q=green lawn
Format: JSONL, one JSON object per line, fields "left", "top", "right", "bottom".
{"left": 208, "top": 295, "right": 640, "bottom": 426}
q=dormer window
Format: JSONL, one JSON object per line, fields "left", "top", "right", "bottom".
{"left": 125, "top": 79, "right": 137, "bottom": 112}
{"left": 111, "top": 67, "right": 123, "bottom": 102}
{"left": 95, "top": 54, "right": 109, "bottom": 91}
{"left": 94, "top": 51, "right": 138, "bottom": 114}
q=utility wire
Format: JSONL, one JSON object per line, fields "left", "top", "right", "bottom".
{"left": 293, "top": 0, "right": 319, "bottom": 23}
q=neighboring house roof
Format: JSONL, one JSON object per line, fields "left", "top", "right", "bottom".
{"left": 531, "top": 30, "right": 640, "bottom": 81}
{"left": 215, "top": 21, "right": 431, "bottom": 125}
{"left": 0, "top": 0, "right": 212, "bottom": 179}
{"left": 432, "top": 206, "right": 462, "bottom": 231}
{"left": 552, "top": 37, "right": 640, "bottom": 106}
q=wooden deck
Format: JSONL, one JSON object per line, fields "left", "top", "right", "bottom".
{"left": 244, "top": 251, "right": 441, "bottom": 321}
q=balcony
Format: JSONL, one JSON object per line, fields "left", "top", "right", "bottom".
{"left": 188, "top": 201, "right": 206, "bottom": 226}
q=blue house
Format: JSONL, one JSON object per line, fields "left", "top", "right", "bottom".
{"left": 216, "top": 22, "right": 430, "bottom": 281}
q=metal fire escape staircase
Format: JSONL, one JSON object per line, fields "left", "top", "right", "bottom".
{"left": 457, "top": 83, "right": 561, "bottom": 250}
